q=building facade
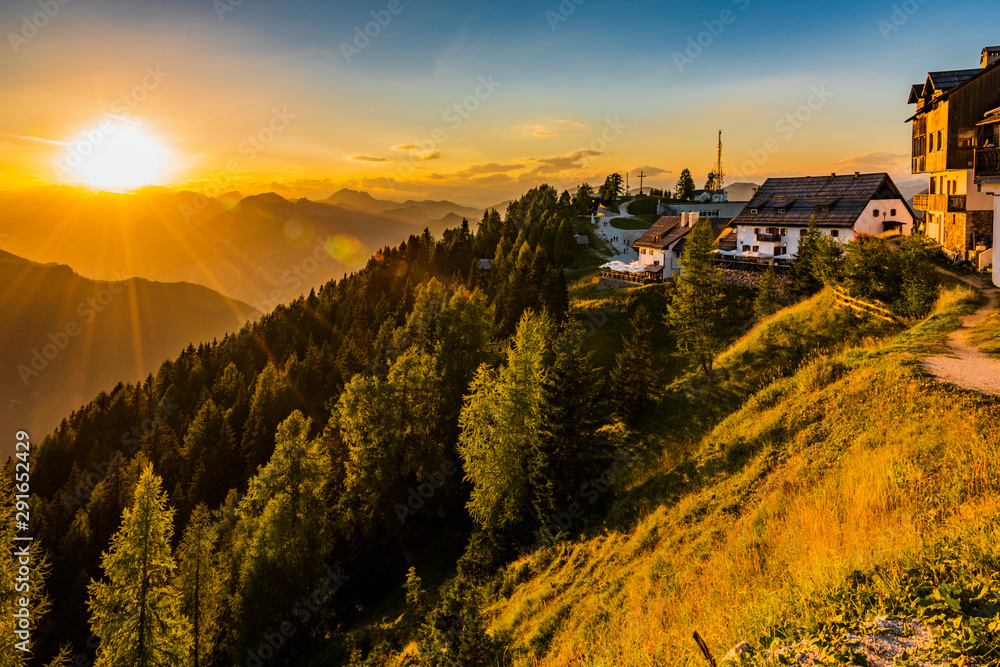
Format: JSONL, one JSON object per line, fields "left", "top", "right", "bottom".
{"left": 907, "top": 47, "right": 1000, "bottom": 257}
{"left": 729, "top": 173, "right": 915, "bottom": 260}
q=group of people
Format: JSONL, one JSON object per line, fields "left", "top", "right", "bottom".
{"left": 595, "top": 217, "right": 634, "bottom": 257}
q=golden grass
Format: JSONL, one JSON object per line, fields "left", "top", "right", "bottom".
{"left": 487, "top": 286, "right": 1000, "bottom": 666}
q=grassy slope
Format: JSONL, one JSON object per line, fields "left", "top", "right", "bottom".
{"left": 609, "top": 216, "right": 655, "bottom": 230}
{"left": 487, "top": 285, "right": 1000, "bottom": 665}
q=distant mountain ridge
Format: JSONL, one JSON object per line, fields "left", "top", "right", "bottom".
{"left": 0, "top": 187, "right": 490, "bottom": 312}
{"left": 0, "top": 249, "right": 259, "bottom": 455}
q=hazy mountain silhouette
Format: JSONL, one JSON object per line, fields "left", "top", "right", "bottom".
{"left": 0, "top": 250, "right": 258, "bottom": 456}
{"left": 0, "top": 187, "right": 490, "bottom": 311}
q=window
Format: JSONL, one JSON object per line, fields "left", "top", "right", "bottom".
{"left": 959, "top": 127, "right": 974, "bottom": 149}
{"left": 750, "top": 208, "right": 758, "bottom": 215}
{"left": 873, "top": 209, "right": 880, "bottom": 217}
{"left": 938, "top": 130, "right": 943, "bottom": 148}
{"left": 780, "top": 229, "right": 787, "bottom": 235}
{"left": 799, "top": 229, "right": 807, "bottom": 236}
{"left": 929, "top": 134, "right": 935, "bottom": 152}
{"left": 742, "top": 245, "right": 751, "bottom": 252}
{"left": 831, "top": 230, "right": 840, "bottom": 238}
{"left": 777, "top": 208, "right": 785, "bottom": 214}
{"left": 930, "top": 178, "right": 936, "bottom": 194}
{"left": 753, "top": 228, "right": 760, "bottom": 235}
{"left": 752, "top": 245, "right": 759, "bottom": 252}
{"left": 890, "top": 209, "right": 897, "bottom": 216}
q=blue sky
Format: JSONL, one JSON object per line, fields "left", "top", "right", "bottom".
{"left": 0, "top": 0, "right": 996, "bottom": 203}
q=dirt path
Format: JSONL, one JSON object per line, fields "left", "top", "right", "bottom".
{"left": 922, "top": 270, "right": 1000, "bottom": 395}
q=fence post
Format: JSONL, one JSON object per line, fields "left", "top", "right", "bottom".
{"left": 693, "top": 631, "right": 718, "bottom": 667}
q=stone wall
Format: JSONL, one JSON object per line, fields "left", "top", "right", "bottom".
{"left": 721, "top": 268, "right": 790, "bottom": 291}
{"left": 598, "top": 277, "right": 643, "bottom": 291}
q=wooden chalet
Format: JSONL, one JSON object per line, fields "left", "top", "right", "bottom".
{"left": 907, "top": 46, "right": 1000, "bottom": 256}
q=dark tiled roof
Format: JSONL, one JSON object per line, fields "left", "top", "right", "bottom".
{"left": 634, "top": 217, "right": 731, "bottom": 251}
{"left": 633, "top": 216, "right": 683, "bottom": 249}
{"left": 673, "top": 218, "right": 731, "bottom": 254}
{"left": 927, "top": 69, "right": 981, "bottom": 92}
{"left": 732, "top": 173, "right": 907, "bottom": 229}
{"left": 716, "top": 228, "right": 737, "bottom": 252}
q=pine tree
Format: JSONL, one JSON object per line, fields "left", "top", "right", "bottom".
{"left": 87, "top": 466, "right": 191, "bottom": 667}
{"left": 788, "top": 216, "right": 823, "bottom": 299}
{"left": 610, "top": 305, "right": 655, "bottom": 424}
{"left": 753, "top": 266, "right": 780, "bottom": 321}
{"left": 533, "top": 327, "right": 610, "bottom": 523}
{"left": 666, "top": 219, "right": 725, "bottom": 377}
{"left": 674, "top": 168, "right": 696, "bottom": 201}
{"left": 175, "top": 505, "right": 222, "bottom": 667}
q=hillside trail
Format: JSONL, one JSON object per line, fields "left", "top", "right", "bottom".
{"left": 595, "top": 198, "right": 647, "bottom": 261}
{"left": 922, "top": 269, "right": 1000, "bottom": 395}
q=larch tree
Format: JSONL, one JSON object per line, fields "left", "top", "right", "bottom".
{"left": 87, "top": 466, "right": 191, "bottom": 667}
{"left": 336, "top": 347, "right": 446, "bottom": 538}
{"left": 666, "top": 218, "right": 725, "bottom": 377}
{"left": 174, "top": 504, "right": 222, "bottom": 667}
{"left": 231, "top": 412, "right": 333, "bottom": 657}
{"left": 458, "top": 311, "right": 552, "bottom": 539}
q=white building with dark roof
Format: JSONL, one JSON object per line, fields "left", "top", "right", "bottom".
{"left": 729, "top": 173, "right": 915, "bottom": 261}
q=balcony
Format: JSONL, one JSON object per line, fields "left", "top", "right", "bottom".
{"left": 975, "top": 147, "right": 1000, "bottom": 182}
{"left": 912, "top": 194, "right": 966, "bottom": 212}
{"left": 756, "top": 233, "right": 782, "bottom": 242}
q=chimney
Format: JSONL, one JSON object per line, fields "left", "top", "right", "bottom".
{"left": 854, "top": 172, "right": 860, "bottom": 178}
{"left": 982, "top": 46, "right": 1000, "bottom": 68}
{"left": 689, "top": 211, "right": 700, "bottom": 226}
{"left": 831, "top": 172, "right": 837, "bottom": 177}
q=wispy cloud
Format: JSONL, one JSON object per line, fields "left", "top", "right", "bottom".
{"left": 534, "top": 130, "right": 555, "bottom": 137}
{"left": 417, "top": 150, "right": 441, "bottom": 161}
{"left": 392, "top": 144, "right": 419, "bottom": 151}
{"left": 348, "top": 155, "right": 390, "bottom": 162}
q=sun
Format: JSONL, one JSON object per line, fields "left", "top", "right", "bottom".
{"left": 68, "top": 122, "right": 172, "bottom": 191}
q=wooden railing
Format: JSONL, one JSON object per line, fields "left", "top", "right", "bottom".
{"left": 911, "top": 194, "right": 964, "bottom": 212}
{"left": 831, "top": 288, "right": 898, "bottom": 323}
{"left": 975, "top": 147, "right": 1000, "bottom": 179}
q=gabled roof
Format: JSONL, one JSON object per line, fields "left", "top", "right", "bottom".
{"left": 908, "top": 58, "right": 1000, "bottom": 111}
{"left": 673, "top": 219, "right": 732, "bottom": 254}
{"left": 732, "top": 173, "right": 912, "bottom": 229}
{"left": 634, "top": 217, "right": 730, "bottom": 251}
{"left": 926, "top": 69, "right": 981, "bottom": 92}
{"left": 633, "top": 216, "right": 683, "bottom": 249}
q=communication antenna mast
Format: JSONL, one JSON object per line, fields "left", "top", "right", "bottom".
{"left": 707, "top": 131, "right": 725, "bottom": 192}
{"left": 716, "top": 130, "right": 724, "bottom": 192}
